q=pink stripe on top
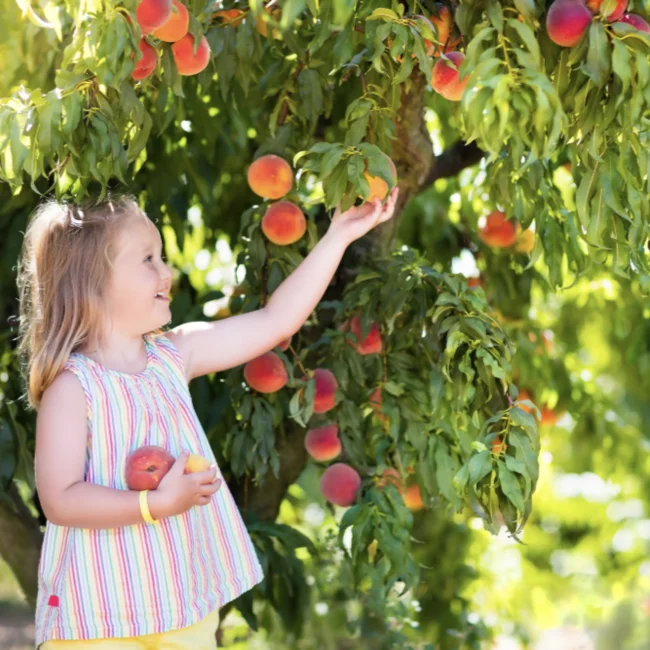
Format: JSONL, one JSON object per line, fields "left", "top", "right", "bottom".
{"left": 34, "top": 333, "right": 264, "bottom": 645}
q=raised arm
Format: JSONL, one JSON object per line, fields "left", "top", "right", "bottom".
{"left": 171, "top": 191, "right": 398, "bottom": 381}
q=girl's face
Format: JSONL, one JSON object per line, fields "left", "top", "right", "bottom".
{"left": 105, "top": 212, "right": 174, "bottom": 337}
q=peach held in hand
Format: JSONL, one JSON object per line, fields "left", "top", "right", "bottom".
{"left": 362, "top": 155, "right": 397, "bottom": 202}
{"left": 320, "top": 463, "right": 361, "bottom": 506}
{"left": 125, "top": 445, "right": 175, "bottom": 491}
{"left": 184, "top": 453, "right": 211, "bottom": 474}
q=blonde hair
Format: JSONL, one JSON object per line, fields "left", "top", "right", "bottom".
{"left": 16, "top": 195, "right": 165, "bottom": 410}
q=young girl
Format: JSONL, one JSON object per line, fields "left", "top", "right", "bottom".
{"left": 17, "top": 187, "right": 398, "bottom": 649}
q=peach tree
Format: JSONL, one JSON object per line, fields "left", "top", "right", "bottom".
{"left": 1, "top": 0, "right": 650, "bottom": 647}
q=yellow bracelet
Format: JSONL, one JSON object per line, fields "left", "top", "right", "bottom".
{"left": 139, "top": 489, "right": 158, "bottom": 525}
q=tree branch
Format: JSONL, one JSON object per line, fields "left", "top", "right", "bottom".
{"left": 423, "top": 140, "right": 484, "bottom": 187}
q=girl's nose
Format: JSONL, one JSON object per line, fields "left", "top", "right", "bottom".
{"left": 161, "top": 261, "right": 173, "bottom": 281}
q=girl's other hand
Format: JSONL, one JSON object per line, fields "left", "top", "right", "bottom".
{"left": 149, "top": 451, "right": 222, "bottom": 519}
{"left": 328, "top": 186, "right": 399, "bottom": 244}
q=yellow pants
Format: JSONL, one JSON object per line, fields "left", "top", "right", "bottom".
{"left": 40, "top": 607, "right": 219, "bottom": 650}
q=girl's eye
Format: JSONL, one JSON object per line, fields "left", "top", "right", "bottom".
{"left": 145, "top": 255, "right": 167, "bottom": 263}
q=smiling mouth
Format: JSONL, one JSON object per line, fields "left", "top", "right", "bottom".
{"left": 154, "top": 293, "right": 170, "bottom": 301}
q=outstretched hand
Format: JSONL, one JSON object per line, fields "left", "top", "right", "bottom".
{"left": 329, "top": 186, "right": 399, "bottom": 244}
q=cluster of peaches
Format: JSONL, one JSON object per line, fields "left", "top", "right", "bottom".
{"left": 131, "top": 0, "right": 211, "bottom": 81}
{"left": 243, "top": 154, "right": 417, "bottom": 510}
{"left": 246, "top": 150, "right": 397, "bottom": 249}
{"left": 546, "top": 0, "right": 649, "bottom": 47}
{"left": 242, "top": 309, "right": 423, "bottom": 511}
{"left": 430, "top": 0, "right": 649, "bottom": 103}
{"left": 426, "top": 5, "right": 469, "bottom": 102}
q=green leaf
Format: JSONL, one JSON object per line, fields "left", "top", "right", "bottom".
{"left": 487, "top": 1, "right": 504, "bottom": 33}
{"left": 586, "top": 21, "right": 611, "bottom": 87}
{"left": 366, "top": 8, "right": 399, "bottom": 22}
{"left": 497, "top": 460, "right": 525, "bottom": 513}
{"left": 507, "top": 18, "right": 541, "bottom": 69}
{"left": 468, "top": 450, "right": 493, "bottom": 485}
{"left": 611, "top": 40, "right": 631, "bottom": 102}
{"left": 298, "top": 69, "right": 324, "bottom": 128}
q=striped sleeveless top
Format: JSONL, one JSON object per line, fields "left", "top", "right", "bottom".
{"left": 34, "top": 333, "right": 265, "bottom": 645}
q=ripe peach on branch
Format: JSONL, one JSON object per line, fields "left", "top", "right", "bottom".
{"left": 244, "top": 351, "right": 288, "bottom": 393}
{"left": 136, "top": 0, "right": 172, "bottom": 34}
{"left": 546, "top": 0, "right": 592, "bottom": 47}
{"left": 320, "top": 463, "right": 361, "bottom": 506}
{"left": 153, "top": 0, "right": 189, "bottom": 42}
{"left": 478, "top": 211, "right": 520, "bottom": 248}
{"left": 340, "top": 314, "right": 383, "bottom": 355}
{"left": 305, "top": 425, "right": 341, "bottom": 461}
{"left": 131, "top": 38, "right": 157, "bottom": 81}
{"left": 299, "top": 368, "right": 338, "bottom": 414}
{"left": 172, "top": 33, "right": 211, "bottom": 75}
{"left": 261, "top": 201, "right": 306, "bottom": 245}
{"left": 247, "top": 154, "right": 294, "bottom": 199}
{"left": 431, "top": 51, "right": 469, "bottom": 101}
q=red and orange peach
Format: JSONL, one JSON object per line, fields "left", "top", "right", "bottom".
{"left": 136, "top": 0, "right": 172, "bottom": 34}
{"left": 618, "top": 13, "right": 650, "bottom": 31}
{"left": 125, "top": 445, "right": 175, "bottom": 491}
{"left": 305, "top": 425, "right": 341, "bottom": 461}
{"left": 431, "top": 51, "right": 468, "bottom": 101}
{"left": 247, "top": 154, "right": 294, "bottom": 199}
{"left": 320, "top": 463, "right": 361, "bottom": 506}
{"left": 171, "top": 33, "right": 211, "bottom": 75}
{"left": 131, "top": 38, "right": 157, "bottom": 81}
{"left": 546, "top": 0, "right": 592, "bottom": 47}
{"left": 312, "top": 368, "right": 338, "bottom": 413}
{"left": 478, "top": 211, "right": 519, "bottom": 248}
{"left": 243, "top": 351, "right": 288, "bottom": 393}
{"left": 341, "top": 315, "right": 383, "bottom": 355}
{"left": 153, "top": 0, "right": 189, "bottom": 41}
{"left": 261, "top": 201, "right": 306, "bottom": 245}
{"left": 587, "top": 0, "right": 627, "bottom": 21}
